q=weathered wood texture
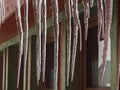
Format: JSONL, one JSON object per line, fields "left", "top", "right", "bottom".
{"left": 0, "top": 0, "right": 81, "bottom": 44}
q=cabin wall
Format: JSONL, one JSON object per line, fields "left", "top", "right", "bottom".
{"left": 0, "top": 3, "right": 97, "bottom": 90}
{"left": 0, "top": 0, "right": 118, "bottom": 90}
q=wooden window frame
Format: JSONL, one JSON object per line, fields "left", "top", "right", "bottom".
{"left": 23, "top": 37, "right": 31, "bottom": 90}
{"left": 24, "top": 23, "right": 64, "bottom": 90}
{"left": 83, "top": 14, "right": 110, "bottom": 90}
{"left": 2, "top": 48, "right": 8, "bottom": 90}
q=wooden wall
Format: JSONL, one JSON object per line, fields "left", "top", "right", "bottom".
{"left": 0, "top": 0, "right": 81, "bottom": 44}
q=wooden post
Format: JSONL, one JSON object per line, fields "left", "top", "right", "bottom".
{"left": 28, "top": 37, "right": 31, "bottom": 90}
{"left": 111, "top": 0, "right": 118, "bottom": 90}
{"left": 23, "top": 37, "right": 31, "bottom": 90}
{"left": 117, "top": 0, "right": 120, "bottom": 89}
{"left": 2, "top": 49, "right": 5, "bottom": 90}
{"left": 58, "top": 23, "right": 62, "bottom": 90}
{"left": 3, "top": 48, "right": 8, "bottom": 90}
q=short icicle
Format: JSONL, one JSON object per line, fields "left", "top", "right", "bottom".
{"left": 0, "top": 0, "right": 5, "bottom": 26}
{"left": 97, "top": 0, "right": 104, "bottom": 42}
{"left": 90, "top": 0, "right": 94, "bottom": 8}
{"left": 82, "top": 0, "right": 90, "bottom": 40}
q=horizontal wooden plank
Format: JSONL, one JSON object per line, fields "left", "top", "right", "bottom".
{"left": 0, "top": 0, "right": 65, "bottom": 44}
{"left": 0, "top": 11, "right": 65, "bottom": 51}
{"left": 0, "top": 2, "right": 97, "bottom": 51}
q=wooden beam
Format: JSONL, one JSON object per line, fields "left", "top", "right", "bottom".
{"left": 0, "top": 2, "right": 97, "bottom": 51}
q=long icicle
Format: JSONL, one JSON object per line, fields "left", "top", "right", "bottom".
{"left": 32, "top": 0, "right": 42, "bottom": 85}
{"left": 100, "top": 0, "right": 113, "bottom": 83}
{"left": 51, "top": 0, "right": 59, "bottom": 89}
{"left": 71, "top": 23, "right": 78, "bottom": 82}
{"left": 23, "top": 0, "right": 29, "bottom": 88}
{"left": 41, "top": 0, "right": 47, "bottom": 82}
{"left": 64, "top": 0, "right": 72, "bottom": 86}
{"left": 15, "top": 0, "right": 24, "bottom": 88}
{"left": 36, "top": 0, "right": 42, "bottom": 84}
{"left": 71, "top": 0, "right": 82, "bottom": 82}
{"left": 97, "top": 0, "right": 104, "bottom": 42}
{"left": 82, "top": 0, "right": 90, "bottom": 40}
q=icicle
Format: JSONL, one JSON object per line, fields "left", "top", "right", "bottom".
{"left": 90, "top": 0, "right": 94, "bottom": 8}
{"left": 15, "top": 0, "right": 24, "bottom": 88}
{"left": 64, "top": 0, "right": 72, "bottom": 86}
{"left": 100, "top": 0, "right": 113, "bottom": 83}
{"left": 70, "top": 0, "right": 73, "bottom": 16}
{"left": 82, "top": 0, "right": 90, "bottom": 40}
{"left": 97, "top": 0, "right": 104, "bottom": 41}
{"left": 32, "top": 0, "right": 42, "bottom": 85}
{"left": 41, "top": 0, "right": 47, "bottom": 82}
{"left": 71, "top": 24, "right": 78, "bottom": 82}
{"left": 71, "top": 0, "right": 82, "bottom": 82}
{"left": 23, "top": 0, "right": 29, "bottom": 87}
{"left": 0, "top": 0, "right": 3, "bottom": 25}
{"left": 0, "top": 0, "right": 5, "bottom": 26}
{"left": 79, "top": 24, "right": 82, "bottom": 51}
{"left": 51, "top": 0, "right": 59, "bottom": 89}
{"left": 0, "top": 0, "right": 2, "bottom": 26}
{"left": 2, "top": 0, "right": 5, "bottom": 21}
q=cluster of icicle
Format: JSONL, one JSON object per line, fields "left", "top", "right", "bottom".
{"left": 65, "top": 0, "right": 113, "bottom": 87}
{"left": 64, "top": 0, "right": 88, "bottom": 86}
{"left": 0, "top": 0, "right": 5, "bottom": 26}
{"left": 14, "top": 0, "right": 59, "bottom": 88}
{"left": 98, "top": 0, "right": 113, "bottom": 85}
{"left": 0, "top": 0, "right": 113, "bottom": 89}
